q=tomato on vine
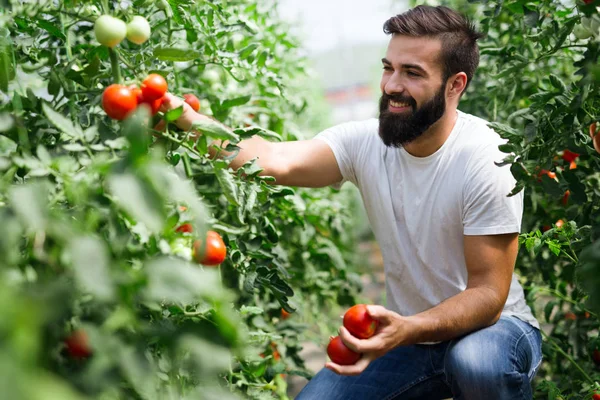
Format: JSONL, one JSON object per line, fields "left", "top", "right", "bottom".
{"left": 184, "top": 94, "right": 201, "bottom": 112}
{"left": 102, "top": 84, "right": 137, "bottom": 120}
{"left": 94, "top": 15, "right": 127, "bottom": 48}
{"left": 141, "top": 74, "right": 168, "bottom": 101}
{"left": 176, "top": 223, "right": 193, "bottom": 233}
{"left": 65, "top": 330, "right": 92, "bottom": 359}
{"left": 193, "top": 230, "right": 226, "bottom": 266}
{"left": 126, "top": 16, "right": 151, "bottom": 45}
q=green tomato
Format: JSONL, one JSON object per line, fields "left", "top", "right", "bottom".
{"left": 573, "top": 24, "right": 593, "bottom": 40}
{"left": 94, "top": 15, "right": 127, "bottom": 48}
{"left": 126, "top": 16, "right": 151, "bottom": 45}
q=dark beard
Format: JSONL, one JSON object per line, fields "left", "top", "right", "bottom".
{"left": 378, "top": 85, "right": 446, "bottom": 148}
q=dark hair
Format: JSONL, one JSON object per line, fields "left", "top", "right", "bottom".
{"left": 383, "top": 5, "right": 484, "bottom": 93}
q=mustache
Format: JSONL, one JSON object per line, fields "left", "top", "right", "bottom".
{"left": 381, "top": 93, "right": 416, "bottom": 108}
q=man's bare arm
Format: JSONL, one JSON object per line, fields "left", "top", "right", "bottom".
{"left": 400, "top": 233, "right": 518, "bottom": 344}
{"left": 160, "top": 94, "right": 343, "bottom": 188}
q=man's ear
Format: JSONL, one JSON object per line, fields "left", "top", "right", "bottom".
{"left": 447, "top": 72, "right": 468, "bottom": 98}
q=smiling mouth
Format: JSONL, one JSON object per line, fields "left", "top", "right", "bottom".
{"left": 389, "top": 100, "right": 410, "bottom": 108}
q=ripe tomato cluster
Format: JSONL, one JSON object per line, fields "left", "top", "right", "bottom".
{"left": 326, "top": 304, "right": 379, "bottom": 365}
{"left": 102, "top": 73, "right": 168, "bottom": 120}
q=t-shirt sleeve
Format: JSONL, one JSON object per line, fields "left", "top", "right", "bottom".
{"left": 462, "top": 143, "right": 524, "bottom": 235}
{"left": 314, "top": 119, "right": 376, "bottom": 188}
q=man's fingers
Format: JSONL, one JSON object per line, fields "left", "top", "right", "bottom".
{"left": 366, "top": 305, "right": 394, "bottom": 323}
{"left": 325, "top": 357, "right": 371, "bottom": 376}
{"left": 339, "top": 326, "right": 384, "bottom": 353}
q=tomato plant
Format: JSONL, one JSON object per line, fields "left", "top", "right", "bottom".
{"left": 343, "top": 304, "right": 378, "bottom": 339}
{"left": 0, "top": 0, "right": 362, "bottom": 398}
{"left": 327, "top": 336, "right": 361, "bottom": 366}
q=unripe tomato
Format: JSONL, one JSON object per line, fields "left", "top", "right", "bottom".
{"left": 176, "top": 223, "right": 193, "bottom": 233}
{"left": 327, "top": 336, "right": 360, "bottom": 365}
{"left": 573, "top": 24, "right": 593, "bottom": 40}
{"left": 102, "top": 84, "right": 137, "bottom": 120}
{"left": 193, "top": 230, "right": 226, "bottom": 266}
{"left": 184, "top": 94, "right": 201, "bottom": 112}
{"left": 126, "top": 16, "right": 151, "bottom": 45}
{"left": 94, "top": 15, "right": 127, "bottom": 48}
{"left": 65, "top": 330, "right": 92, "bottom": 359}
{"left": 343, "top": 304, "right": 379, "bottom": 339}
{"left": 141, "top": 74, "right": 168, "bottom": 101}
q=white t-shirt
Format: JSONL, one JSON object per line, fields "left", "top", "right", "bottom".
{"left": 316, "top": 110, "right": 539, "bottom": 330}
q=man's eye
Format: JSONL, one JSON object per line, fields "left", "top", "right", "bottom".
{"left": 382, "top": 66, "right": 393, "bottom": 71}
{"left": 407, "top": 71, "right": 420, "bottom": 77}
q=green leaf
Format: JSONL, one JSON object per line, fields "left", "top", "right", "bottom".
{"left": 190, "top": 118, "right": 240, "bottom": 142}
{"left": 240, "top": 305, "right": 264, "bottom": 316}
{"left": 0, "top": 28, "right": 15, "bottom": 92}
{"left": 154, "top": 47, "right": 202, "bottom": 61}
{"left": 214, "top": 167, "right": 239, "bottom": 206}
{"left": 222, "top": 95, "right": 252, "bottom": 109}
{"left": 108, "top": 173, "right": 165, "bottom": 233}
{"left": 8, "top": 182, "right": 49, "bottom": 232}
{"left": 67, "top": 236, "right": 115, "bottom": 301}
{"left": 165, "top": 106, "right": 184, "bottom": 122}
{"left": 144, "top": 257, "right": 224, "bottom": 304}
{"left": 239, "top": 43, "right": 258, "bottom": 59}
{"left": 36, "top": 19, "right": 65, "bottom": 40}
{"left": 42, "top": 103, "right": 83, "bottom": 139}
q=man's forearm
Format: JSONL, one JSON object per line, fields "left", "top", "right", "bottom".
{"left": 400, "top": 286, "right": 505, "bottom": 345}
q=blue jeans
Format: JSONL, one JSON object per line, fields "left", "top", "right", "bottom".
{"left": 297, "top": 316, "right": 542, "bottom": 400}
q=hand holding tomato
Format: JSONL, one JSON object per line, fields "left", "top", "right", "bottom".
{"left": 325, "top": 305, "right": 405, "bottom": 376}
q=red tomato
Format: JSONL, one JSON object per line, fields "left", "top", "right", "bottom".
{"left": 583, "top": 0, "right": 594, "bottom": 4}
{"left": 569, "top": 161, "right": 577, "bottom": 170}
{"left": 193, "top": 230, "right": 226, "bottom": 266}
{"left": 65, "top": 330, "right": 92, "bottom": 359}
{"left": 176, "top": 223, "right": 193, "bottom": 233}
{"left": 281, "top": 308, "right": 291, "bottom": 320}
{"left": 593, "top": 394, "right": 600, "bottom": 400}
{"left": 184, "top": 93, "right": 201, "bottom": 112}
{"left": 327, "top": 336, "right": 360, "bottom": 365}
{"left": 127, "top": 84, "right": 144, "bottom": 103}
{"left": 102, "top": 84, "right": 137, "bottom": 120}
{"left": 562, "top": 190, "right": 570, "bottom": 206}
{"left": 562, "top": 149, "right": 580, "bottom": 163}
{"left": 590, "top": 122, "right": 600, "bottom": 154}
{"left": 565, "top": 311, "right": 577, "bottom": 320}
{"left": 555, "top": 219, "right": 565, "bottom": 228}
{"left": 343, "top": 304, "right": 378, "bottom": 339}
{"left": 139, "top": 96, "right": 163, "bottom": 115}
{"left": 141, "top": 73, "right": 168, "bottom": 101}
{"left": 593, "top": 349, "right": 600, "bottom": 366}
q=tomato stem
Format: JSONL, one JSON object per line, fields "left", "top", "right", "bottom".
{"left": 109, "top": 48, "right": 121, "bottom": 84}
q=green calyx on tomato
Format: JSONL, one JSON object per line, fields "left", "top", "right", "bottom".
{"left": 193, "top": 230, "right": 226, "bottom": 266}
{"left": 102, "top": 84, "right": 137, "bottom": 120}
{"left": 94, "top": 15, "right": 127, "bottom": 48}
{"left": 327, "top": 336, "right": 360, "bottom": 365}
{"left": 141, "top": 74, "right": 168, "bottom": 101}
{"left": 126, "top": 16, "right": 151, "bottom": 45}
{"left": 343, "top": 304, "right": 379, "bottom": 339}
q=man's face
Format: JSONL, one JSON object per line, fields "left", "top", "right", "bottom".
{"left": 378, "top": 35, "right": 447, "bottom": 148}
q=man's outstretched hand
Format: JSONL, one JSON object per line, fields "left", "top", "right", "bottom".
{"left": 325, "top": 305, "right": 409, "bottom": 376}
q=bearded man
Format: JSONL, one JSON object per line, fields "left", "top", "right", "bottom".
{"left": 160, "top": 5, "right": 542, "bottom": 399}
